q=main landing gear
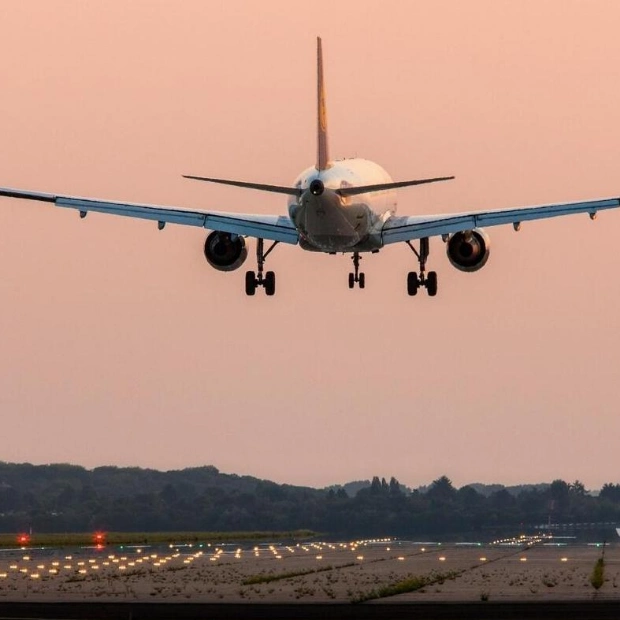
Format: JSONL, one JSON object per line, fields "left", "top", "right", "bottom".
{"left": 348, "top": 252, "right": 365, "bottom": 289}
{"left": 406, "top": 237, "right": 437, "bottom": 297}
{"left": 245, "top": 238, "right": 279, "bottom": 296}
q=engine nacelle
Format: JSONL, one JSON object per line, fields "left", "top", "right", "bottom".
{"left": 204, "top": 231, "right": 248, "bottom": 271}
{"left": 446, "top": 228, "right": 490, "bottom": 272}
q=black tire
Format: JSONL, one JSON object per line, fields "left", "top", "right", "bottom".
{"left": 407, "top": 272, "right": 419, "bottom": 296}
{"left": 264, "top": 271, "right": 276, "bottom": 296}
{"left": 359, "top": 272, "right": 365, "bottom": 289}
{"left": 245, "top": 271, "right": 257, "bottom": 296}
{"left": 426, "top": 271, "right": 438, "bottom": 296}
{"left": 348, "top": 273, "right": 355, "bottom": 289}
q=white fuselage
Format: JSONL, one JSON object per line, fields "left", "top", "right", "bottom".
{"left": 287, "top": 158, "right": 396, "bottom": 252}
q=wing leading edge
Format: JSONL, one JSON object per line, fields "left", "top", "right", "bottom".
{"left": 0, "top": 187, "right": 299, "bottom": 245}
{"left": 382, "top": 196, "right": 620, "bottom": 244}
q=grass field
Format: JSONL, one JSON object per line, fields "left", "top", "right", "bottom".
{"left": 0, "top": 529, "right": 316, "bottom": 548}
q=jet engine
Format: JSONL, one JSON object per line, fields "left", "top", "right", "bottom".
{"left": 204, "top": 231, "right": 248, "bottom": 271}
{"left": 446, "top": 228, "right": 490, "bottom": 272}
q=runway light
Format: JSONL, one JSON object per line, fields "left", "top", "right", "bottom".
{"left": 561, "top": 558, "right": 568, "bottom": 562}
{"left": 480, "top": 557, "right": 487, "bottom": 562}
{"left": 439, "top": 557, "right": 446, "bottom": 561}
{"left": 93, "top": 532, "right": 106, "bottom": 545}
{"left": 17, "top": 534, "right": 30, "bottom": 545}
{"left": 520, "top": 557, "right": 527, "bottom": 562}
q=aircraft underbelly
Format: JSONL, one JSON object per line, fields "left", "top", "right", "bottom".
{"left": 294, "top": 200, "right": 369, "bottom": 252}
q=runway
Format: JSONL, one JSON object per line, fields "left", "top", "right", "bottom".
{"left": 0, "top": 535, "right": 617, "bottom": 614}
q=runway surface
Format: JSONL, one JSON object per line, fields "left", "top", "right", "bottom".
{"left": 0, "top": 535, "right": 617, "bottom": 617}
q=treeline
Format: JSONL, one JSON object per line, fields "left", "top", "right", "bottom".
{"left": 1, "top": 462, "right": 620, "bottom": 537}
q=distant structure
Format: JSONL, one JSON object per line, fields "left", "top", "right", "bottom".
{"left": 534, "top": 521, "right": 619, "bottom": 532}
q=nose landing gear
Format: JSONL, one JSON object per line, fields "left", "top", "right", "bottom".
{"left": 406, "top": 237, "right": 438, "bottom": 296}
{"left": 245, "top": 238, "right": 278, "bottom": 296}
{"left": 348, "top": 252, "right": 365, "bottom": 289}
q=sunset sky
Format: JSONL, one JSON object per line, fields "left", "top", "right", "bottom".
{"left": 1, "top": 1, "right": 620, "bottom": 490}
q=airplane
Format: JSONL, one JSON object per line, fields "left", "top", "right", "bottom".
{"left": 1, "top": 37, "right": 620, "bottom": 298}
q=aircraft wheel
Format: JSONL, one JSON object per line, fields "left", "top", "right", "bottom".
{"left": 348, "top": 273, "right": 355, "bottom": 289}
{"left": 245, "top": 271, "right": 257, "bottom": 296}
{"left": 264, "top": 271, "right": 276, "bottom": 296}
{"left": 359, "top": 273, "right": 365, "bottom": 289}
{"left": 426, "top": 271, "right": 438, "bottom": 296}
{"left": 407, "top": 272, "right": 419, "bottom": 296}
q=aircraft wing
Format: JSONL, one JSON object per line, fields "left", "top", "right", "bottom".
{"left": 382, "top": 196, "right": 620, "bottom": 244}
{"left": 0, "top": 187, "right": 299, "bottom": 244}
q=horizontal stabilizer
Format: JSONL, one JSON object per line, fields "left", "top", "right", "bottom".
{"left": 183, "top": 175, "right": 301, "bottom": 196}
{"left": 338, "top": 176, "right": 455, "bottom": 197}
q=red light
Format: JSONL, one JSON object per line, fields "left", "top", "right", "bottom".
{"left": 17, "top": 534, "right": 30, "bottom": 545}
{"left": 93, "top": 532, "right": 106, "bottom": 545}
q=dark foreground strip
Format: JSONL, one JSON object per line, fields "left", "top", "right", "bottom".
{"left": 1, "top": 602, "right": 620, "bottom": 620}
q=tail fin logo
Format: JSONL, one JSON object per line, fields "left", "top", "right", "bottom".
{"left": 319, "top": 89, "right": 327, "bottom": 132}
{"left": 316, "top": 37, "right": 330, "bottom": 171}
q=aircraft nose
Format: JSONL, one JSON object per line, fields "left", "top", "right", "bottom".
{"left": 309, "top": 179, "right": 324, "bottom": 196}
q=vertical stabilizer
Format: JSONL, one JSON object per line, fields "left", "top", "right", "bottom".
{"left": 316, "top": 37, "right": 330, "bottom": 171}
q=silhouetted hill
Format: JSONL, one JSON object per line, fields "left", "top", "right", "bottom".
{"left": 464, "top": 483, "right": 551, "bottom": 497}
{"left": 0, "top": 463, "right": 618, "bottom": 538}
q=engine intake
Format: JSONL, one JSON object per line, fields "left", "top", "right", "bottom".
{"left": 446, "top": 228, "right": 490, "bottom": 272}
{"left": 204, "top": 231, "right": 248, "bottom": 271}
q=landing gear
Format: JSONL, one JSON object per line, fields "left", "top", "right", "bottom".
{"left": 245, "top": 238, "right": 279, "bottom": 296}
{"left": 245, "top": 270, "right": 257, "bottom": 296}
{"left": 348, "top": 252, "right": 365, "bottom": 289}
{"left": 407, "top": 272, "right": 419, "bottom": 296}
{"left": 406, "top": 237, "right": 438, "bottom": 297}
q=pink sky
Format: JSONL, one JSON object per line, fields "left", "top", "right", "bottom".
{"left": 1, "top": 0, "right": 620, "bottom": 490}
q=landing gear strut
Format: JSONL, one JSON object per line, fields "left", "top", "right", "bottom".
{"left": 348, "top": 252, "right": 365, "bottom": 289}
{"left": 245, "top": 238, "right": 278, "bottom": 296}
{"left": 406, "top": 237, "right": 437, "bottom": 296}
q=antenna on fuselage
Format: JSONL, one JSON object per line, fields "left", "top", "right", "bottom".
{"left": 316, "top": 37, "right": 330, "bottom": 171}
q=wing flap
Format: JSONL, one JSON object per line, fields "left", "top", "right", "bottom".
{"left": 0, "top": 186, "right": 299, "bottom": 244}
{"left": 57, "top": 197, "right": 208, "bottom": 227}
{"left": 382, "top": 197, "right": 620, "bottom": 244}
